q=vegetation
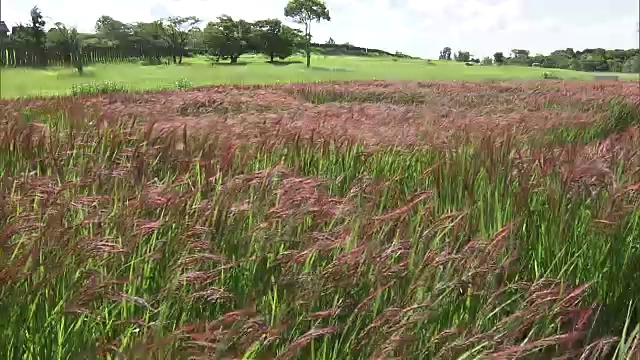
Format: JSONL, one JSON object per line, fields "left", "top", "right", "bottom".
{"left": 1, "top": 80, "right": 640, "bottom": 359}
{"left": 253, "top": 19, "right": 302, "bottom": 62}
{"left": 157, "top": 16, "right": 202, "bottom": 65}
{"left": 4, "top": 56, "right": 639, "bottom": 99}
{"left": 2, "top": 3, "right": 640, "bottom": 358}
{"left": 47, "top": 22, "right": 84, "bottom": 73}
{"left": 442, "top": 47, "right": 640, "bottom": 74}
{"left": 284, "top": 0, "right": 331, "bottom": 68}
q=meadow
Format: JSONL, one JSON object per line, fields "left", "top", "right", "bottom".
{"left": 1, "top": 76, "right": 640, "bottom": 359}
{"left": 1, "top": 54, "right": 638, "bottom": 98}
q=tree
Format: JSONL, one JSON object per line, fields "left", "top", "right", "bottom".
{"left": 0, "top": 21, "right": 8, "bottom": 65}
{"left": 326, "top": 37, "right": 335, "bottom": 45}
{"left": 569, "top": 58, "right": 582, "bottom": 71}
{"left": 493, "top": 52, "right": 505, "bottom": 65}
{"left": 578, "top": 52, "right": 608, "bottom": 72}
{"left": 510, "top": 49, "right": 530, "bottom": 65}
{"left": 453, "top": 50, "right": 470, "bottom": 62}
{"left": 9, "top": 24, "right": 31, "bottom": 46}
{"left": 253, "top": 19, "right": 302, "bottom": 62}
{"left": 29, "top": 6, "right": 47, "bottom": 66}
{"left": 188, "top": 27, "right": 204, "bottom": 50}
{"left": 158, "top": 16, "right": 202, "bottom": 64}
{"left": 439, "top": 47, "right": 452, "bottom": 60}
{"left": 481, "top": 56, "right": 493, "bottom": 66}
{"left": 130, "top": 22, "right": 169, "bottom": 63}
{"left": 203, "top": 15, "right": 253, "bottom": 64}
{"left": 284, "top": 0, "right": 331, "bottom": 68}
{"left": 623, "top": 55, "right": 640, "bottom": 73}
{"left": 511, "top": 49, "right": 529, "bottom": 59}
{"left": 47, "top": 22, "right": 83, "bottom": 73}
{"left": 94, "top": 16, "right": 132, "bottom": 46}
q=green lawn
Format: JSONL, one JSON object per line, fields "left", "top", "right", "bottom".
{"left": 1, "top": 54, "right": 638, "bottom": 98}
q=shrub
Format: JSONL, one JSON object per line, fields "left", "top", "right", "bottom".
{"left": 174, "top": 78, "right": 193, "bottom": 90}
{"left": 541, "top": 71, "right": 561, "bottom": 80}
{"left": 70, "top": 81, "right": 128, "bottom": 96}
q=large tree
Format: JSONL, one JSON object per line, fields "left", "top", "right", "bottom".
{"left": 130, "top": 22, "right": 169, "bottom": 63}
{"left": 203, "top": 15, "right": 253, "bottom": 64}
{"left": 47, "top": 22, "right": 83, "bottom": 73}
{"left": 157, "top": 16, "right": 202, "bottom": 64}
{"left": 439, "top": 47, "right": 452, "bottom": 60}
{"left": 623, "top": 55, "right": 640, "bottom": 73}
{"left": 453, "top": 50, "right": 471, "bottom": 62}
{"left": 28, "top": 6, "right": 47, "bottom": 66}
{"left": 510, "top": 49, "right": 530, "bottom": 65}
{"left": 0, "top": 21, "right": 8, "bottom": 65}
{"left": 284, "top": 0, "right": 331, "bottom": 68}
{"left": 94, "top": 15, "right": 132, "bottom": 46}
{"left": 253, "top": 19, "right": 302, "bottom": 62}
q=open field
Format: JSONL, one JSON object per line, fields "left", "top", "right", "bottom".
{"left": 1, "top": 80, "right": 640, "bottom": 359}
{"left": 2, "top": 55, "right": 638, "bottom": 98}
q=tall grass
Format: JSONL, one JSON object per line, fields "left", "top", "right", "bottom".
{"left": 68, "top": 78, "right": 194, "bottom": 96}
{"left": 542, "top": 98, "right": 640, "bottom": 145}
{"left": 1, "top": 103, "right": 639, "bottom": 359}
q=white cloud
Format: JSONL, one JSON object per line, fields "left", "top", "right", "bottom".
{"left": 1, "top": 0, "right": 638, "bottom": 58}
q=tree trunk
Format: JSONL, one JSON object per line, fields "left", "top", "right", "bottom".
{"left": 179, "top": 52, "right": 183, "bottom": 64}
{"left": 0, "top": 38, "right": 5, "bottom": 66}
{"left": 305, "top": 25, "right": 311, "bottom": 68}
{"left": 305, "top": 24, "right": 311, "bottom": 69}
{"left": 230, "top": 56, "right": 238, "bottom": 64}
{"left": 172, "top": 55, "right": 177, "bottom": 64}
{"left": 74, "top": 50, "right": 83, "bottom": 75}
{"left": 270, "top": 53, "right": 274, "bottom": 62}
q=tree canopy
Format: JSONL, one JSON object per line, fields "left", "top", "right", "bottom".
{"left": 284, "top": 0, "right": 331, "bottom": 67}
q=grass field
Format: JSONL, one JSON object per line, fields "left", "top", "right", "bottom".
{"left": 1, "top": 78, "right": 640, "bottom": 358}
{"left": 2, "top": 54, "right": 638, "bottom": 98}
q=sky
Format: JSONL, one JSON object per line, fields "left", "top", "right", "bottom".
{"left": 1, "top": 0, "right": 638, "bottom": 58}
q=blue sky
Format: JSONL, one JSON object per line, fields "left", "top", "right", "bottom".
{"left": 1, "top": 0, "right": 638, "bottom": 58}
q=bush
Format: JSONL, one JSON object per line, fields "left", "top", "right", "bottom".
{"left": 541, "top": 72, "right": 561, "bottom": 80}
{"left": 70, "top": 81, "right": 128, "bottom": 96}
{"left": 174, "top": 78, "right": 193, "bottom": 90}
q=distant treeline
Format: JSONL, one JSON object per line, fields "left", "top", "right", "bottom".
{"left": 312, "top": 41, "right": 417, "bottom": 59}
{"left": 0, "top": 44, "right": 184, "bottom": 67}
{"left": 0, "top": 41, "right": 416, "bottom": 68}
{"left": 440, "top": 47, "right": 640, "bottom": 74}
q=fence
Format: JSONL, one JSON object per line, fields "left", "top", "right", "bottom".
{"left": 0, "top": 44, "right": 178, "bottom": 67}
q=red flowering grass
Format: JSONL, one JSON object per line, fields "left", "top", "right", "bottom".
{"left": 1, "top": 81, "right": 639, "bottom": 359}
